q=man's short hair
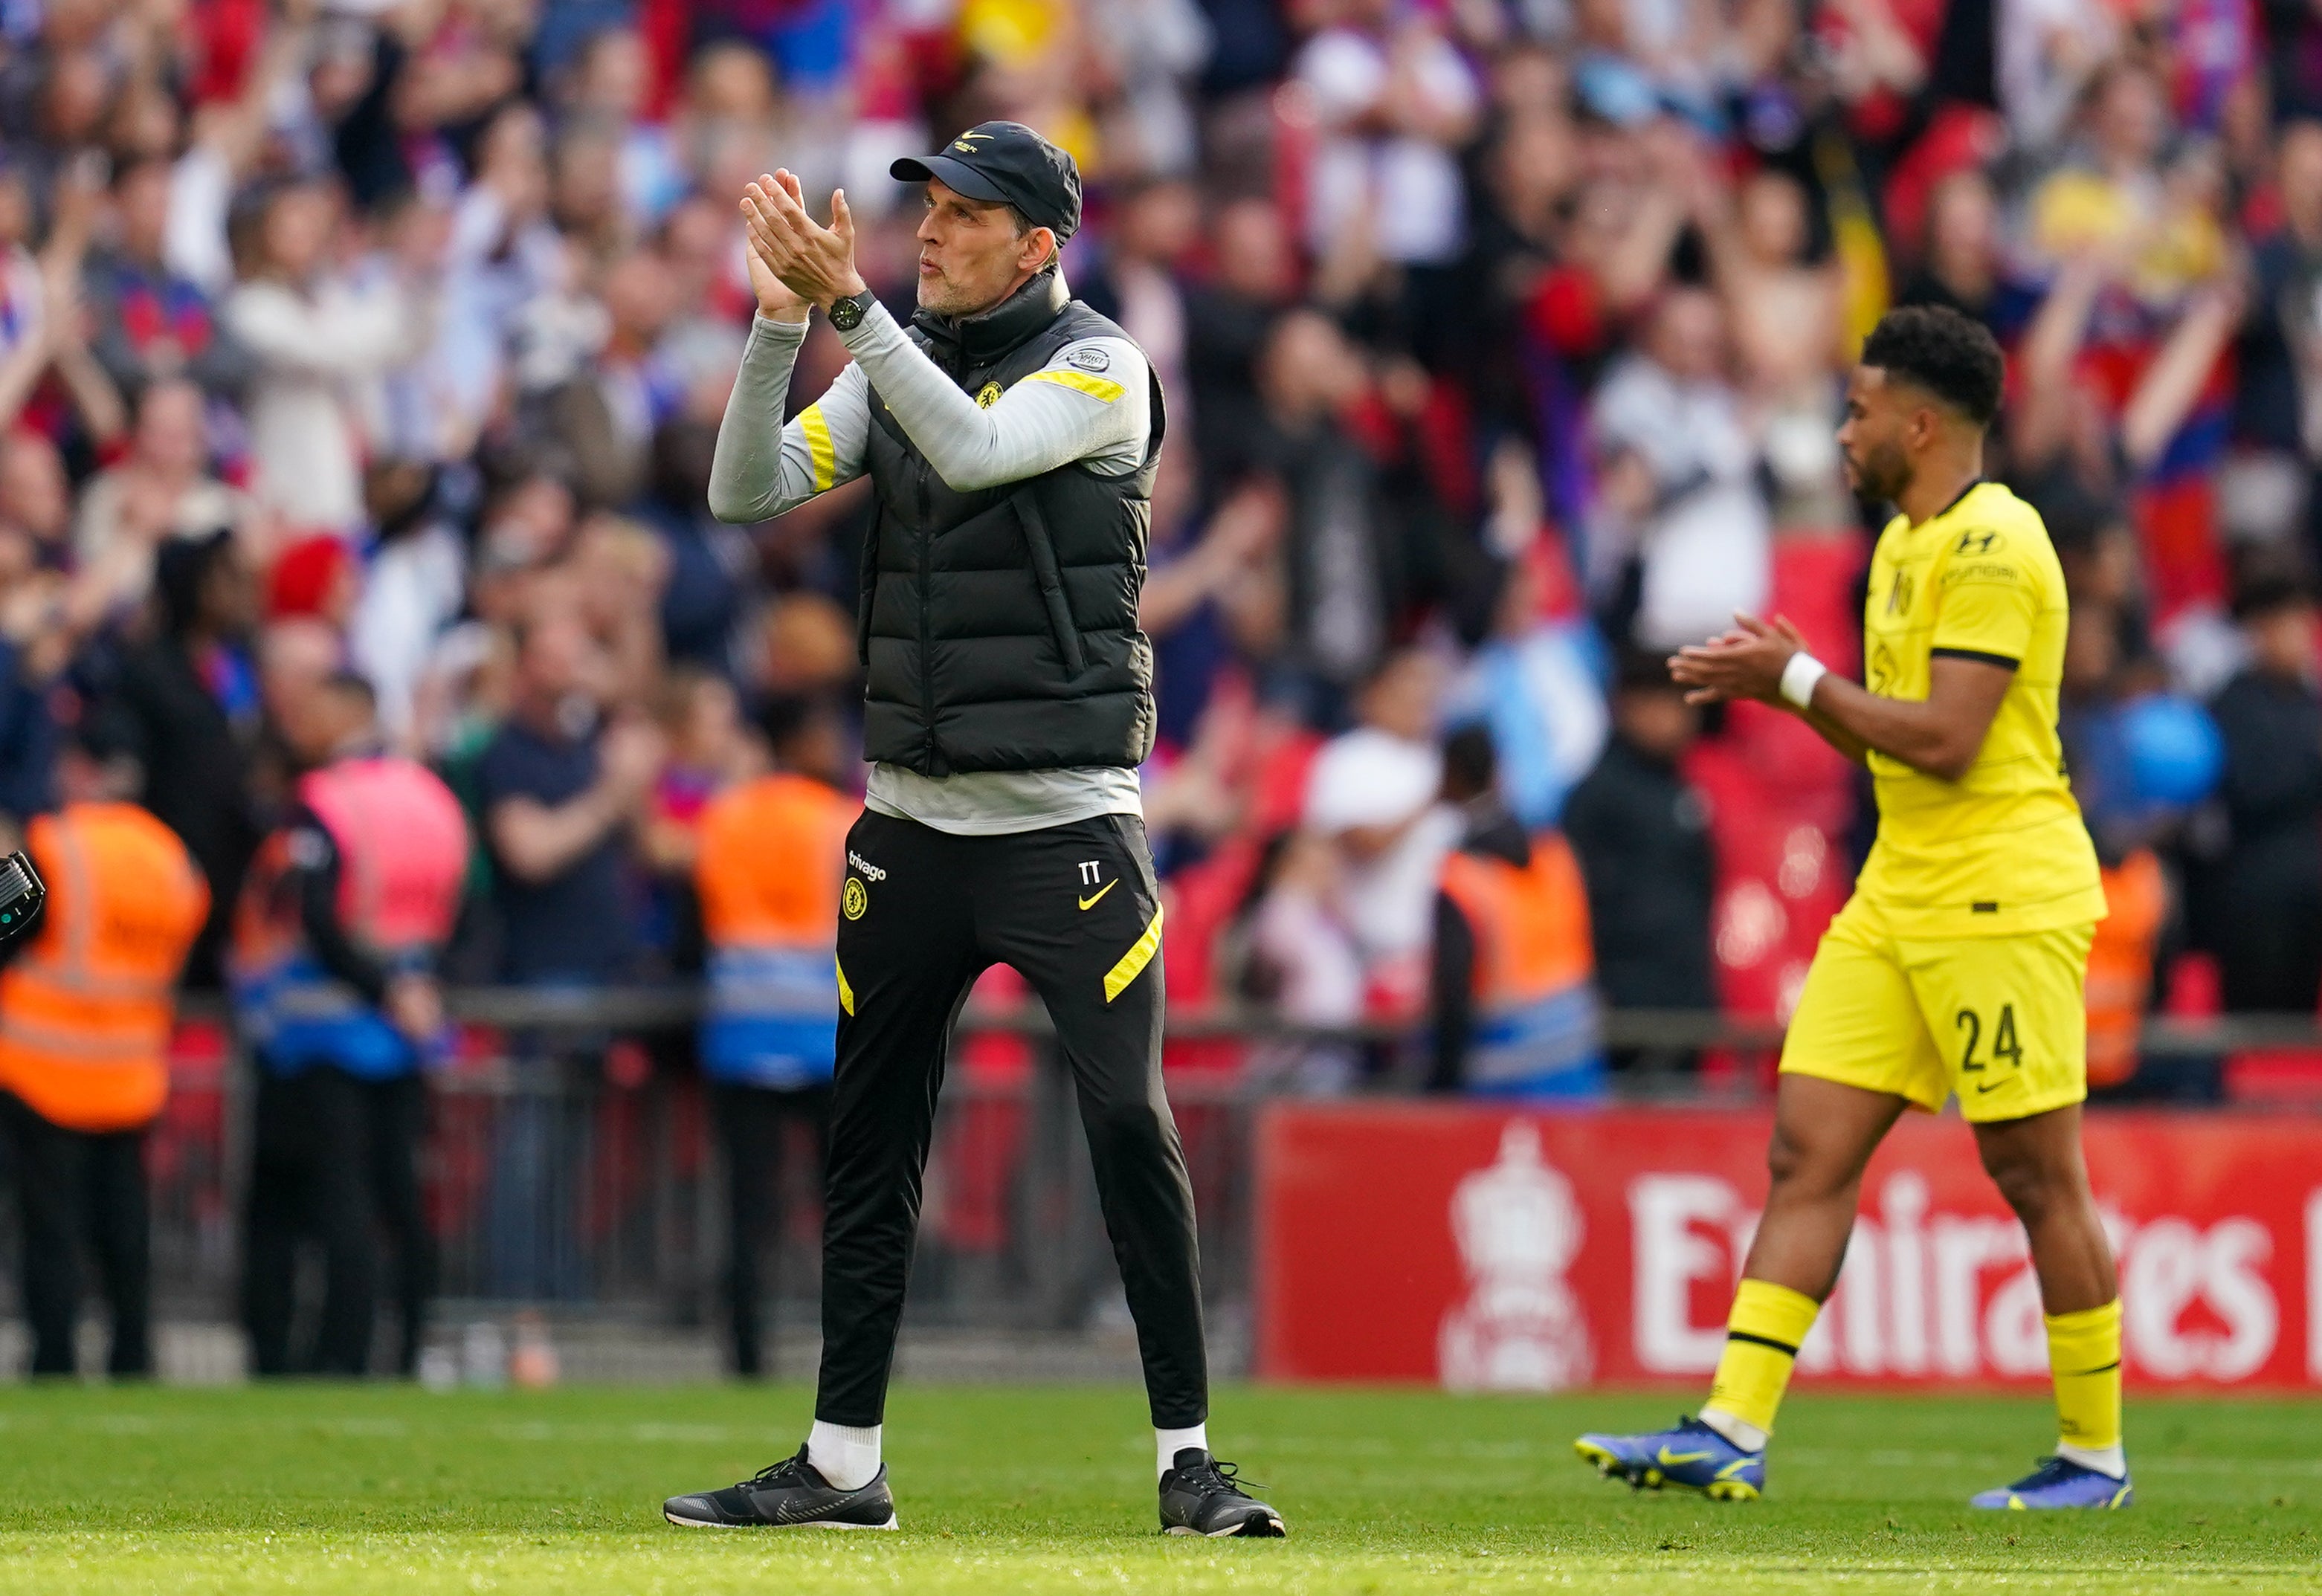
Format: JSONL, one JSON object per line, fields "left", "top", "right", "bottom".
{"left": 323, "top": 669, "right": 378, "bottom": 714}
{"left": 112, "top": 152, "right": 171, "bottom": 192}
{"left": 1860, "top": 305, "right": 2005, "bottom": 426}
{"left": 757, "top": 691, "right": 822, "bottom": 755}
{"left": 67, "top": 704, "right": 139, "bottom": 766}
{"left": 2231, "top": 558, "right": 2315, "bottom": 621}
{"left": 155, "top": 526, "right": 236, "bottom": 636}
{"left": 1442, "top": 723, "right": 1496, "bottom": 798}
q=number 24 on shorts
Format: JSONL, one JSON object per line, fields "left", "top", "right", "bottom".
{"left": 1954, "top": 1004, "right": 2023, "bottom": 1075}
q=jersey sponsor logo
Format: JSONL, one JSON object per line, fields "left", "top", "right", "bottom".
{"left": 1945, "top": 560, "right": 2021, "bottom": 584}
{"left": 1064, "top": 346, "right": 1111, "bottom": 373}
{"left": 1953, "top": 528, "right": 2006, "bottom": 555}
{"left": 846, "top": 851, "right": 887, "bottom": 882}
{"left": 975, "top": 381, "right": 1002, "bottom": 408}
{"left": 842, "top": 878, "right": 868, "bottom": 920}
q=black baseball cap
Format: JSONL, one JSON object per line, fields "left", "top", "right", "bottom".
{"left": 891, "top": 120, "right": 1082, "bottom": 243}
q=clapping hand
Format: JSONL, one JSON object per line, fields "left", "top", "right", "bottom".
{"left": 1668, "top": 613, "right": 1807, "bottom": 706}
{"left": 740, "top": 172, "right": 810, "bottom": 323}
{"left": 741, "top": 169, "right": 865, "bottom": 314}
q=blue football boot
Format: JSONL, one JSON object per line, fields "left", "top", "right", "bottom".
{"left": 1970, "top": 1456, "right": 2134, "bottom": 1511}
{"left": 1573, "top": 1415, "right": 1766, "bottom": 1501}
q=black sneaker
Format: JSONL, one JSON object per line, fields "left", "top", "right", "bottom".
{"left": 662, "top": 1447, "right": 898, "bottom": 1530}
{"left": 1158, "top": 1448, "right": 1286, "bottom": 1537}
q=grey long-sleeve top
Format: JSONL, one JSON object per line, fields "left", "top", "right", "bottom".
{"left": 708, "top": 298, "right": 1150, "bottom": 517}
{"left": 708, "top": 292, "right": 1155, "bottom": 836}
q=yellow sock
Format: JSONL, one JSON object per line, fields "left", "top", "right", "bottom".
{"left": 1703, "top": 1279, "right": 1820, "bottom": 1441}
{"left": 2048, "top": 1299, "right": 2123, "bottom": 1456}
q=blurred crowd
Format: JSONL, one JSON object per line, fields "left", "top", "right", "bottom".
{"left": 0, "top": 0, "right": 2312, "bottom": 1107}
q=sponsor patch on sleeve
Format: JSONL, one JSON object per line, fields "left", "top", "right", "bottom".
{"left": 1941, "top": 559, "right": 2022, "bottom": 586}
{"left": 1064, "top": 346, "right": 1112, "bottom": 373}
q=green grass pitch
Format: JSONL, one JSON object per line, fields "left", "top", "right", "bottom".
{"left": 0, "top": 1382, "right": 2315, "bottom": 1593}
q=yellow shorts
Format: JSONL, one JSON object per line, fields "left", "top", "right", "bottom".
{"left": 1779, "top": 895, "right": 2097, "bottom": 1123}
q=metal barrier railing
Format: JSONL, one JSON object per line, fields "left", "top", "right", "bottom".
{"left": 185, "top": 985, "right": 2322, "bottom": 1059}
{"left": 20, "top": 992, "right": 2322, "bottom": 1369}
{"left": 129, "top": 995, "right": 1302, "bottom": 1349}
{"left": 174, "top": 987, "right": 2322, "bottom": 1053}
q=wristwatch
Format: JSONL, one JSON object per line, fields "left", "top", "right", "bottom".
{"left": 0, "top": 850, "right": 43, "bottom": 948}
{"left": 828, "top": 288, "right": 876, "bottom": 332}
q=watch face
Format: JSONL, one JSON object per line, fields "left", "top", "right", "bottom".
{"left": 831, "top": 295, "right": 865, "bottom": 330}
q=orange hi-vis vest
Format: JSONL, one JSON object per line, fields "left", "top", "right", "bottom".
{"left": 2086, "top": 848, "right": 2165, "bottom": 1090}
{"left": 1438, "top": 833, "right": 1604, "bottom": 1097}
{"left": 694, "top": 772, "right": 857, "bottom": 1086}
{"left": 0, "top": 802, "right": 207, "bottom": 1131}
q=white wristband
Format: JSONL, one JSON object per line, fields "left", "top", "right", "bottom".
{"left": 1778, "top": 652, "right": 1828, "bottom": 710}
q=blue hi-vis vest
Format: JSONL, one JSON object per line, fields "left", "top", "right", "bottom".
{"left": 702, "top": 944, "right": 839, "bottom": 1088}
{"left": 230, "top": 757, "right": 468, "bottom": 1079}
{"left": 1465, "top": 982, "right": 1605, "bottom": 1100}
{"left": 233, "top": 949, "right": 416, "bottom": 1079}
{"left": 692, "top": 772, "right": 854, "bottom": 1089}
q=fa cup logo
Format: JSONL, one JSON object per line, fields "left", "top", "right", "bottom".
{"left": 1438, "top": 1121, "right": 1593, "bottom": 1391}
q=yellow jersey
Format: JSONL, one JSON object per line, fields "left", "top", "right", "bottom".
{"left": 1853, "top": 480, "right": 2106, "bottom": 938}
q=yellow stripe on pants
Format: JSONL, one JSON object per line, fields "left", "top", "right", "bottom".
{"left": 1103, "top": 905, "right": 1164, "bottom": 1004}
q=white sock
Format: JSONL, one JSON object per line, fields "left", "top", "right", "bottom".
{"left": 1697, "top": 1406, "right": 1769, "bottom": 1454}
{"left": 1156, "top": 1423, "right": 1209, "bottom": 1479}
{"left": 807, "top": 1421, "right": 882, "bottom": 1490}
{"left": 2056, "top": 1440, "right": 2126, "bottom": 1479}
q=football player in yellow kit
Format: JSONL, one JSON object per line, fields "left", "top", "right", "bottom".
{"left": 1574, "top": 305, "right": 2129, "bottom": 1511}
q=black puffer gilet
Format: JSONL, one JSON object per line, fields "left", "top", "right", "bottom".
{"left": 857, "top": 268, "right": 1163, "bottom": 775}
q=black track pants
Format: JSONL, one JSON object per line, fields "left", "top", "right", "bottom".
{"left": 0, "top": 1091, "right": 150, "bottom": 1376}
{"left": 243, "top": 1067, "right": 432, "bottom": 1376}
{"left": 817, "top": 808, "right": 1205, "bottom": 1429}
{"left": 717, "top": 1081, "right": 829, "bottom": 1377}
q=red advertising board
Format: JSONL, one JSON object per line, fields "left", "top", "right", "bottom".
{"left": 1254, "top": 1104, "right": 2322, "bottom": 1389}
